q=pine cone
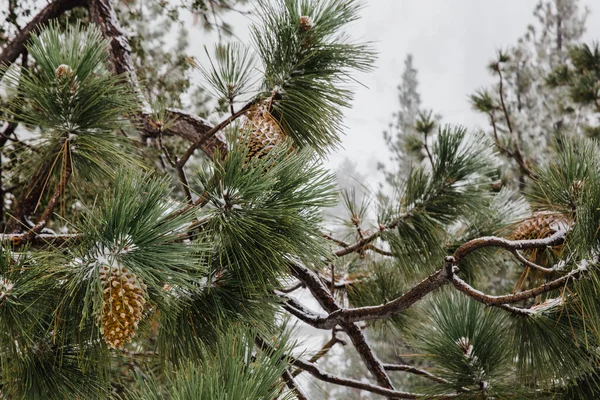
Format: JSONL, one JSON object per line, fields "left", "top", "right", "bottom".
{"left": 55, "top": 64, "right": 74, "bottom": 81}
{"left": 509, "top": 211, "right": 571, "bottom": 290}
{"left": 510, "top": 211, "right": 569, "bottom": 242}
{"left": 99, "top": 264, "right": 146, "bottom": 349}
{"left": 239, "top": 100, "right": 286, "bottom": 163}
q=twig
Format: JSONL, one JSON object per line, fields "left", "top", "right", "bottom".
{"left": 511, "top": 250, "right": 557, "bottom": 274}
{"left": 279, "top": 280, "right": 304, "bottom": 293}
{"left": 175, "top": 163, "right": 193, "bottom": 204}
{"left": 382, "top": 364, "right": 452, "bottom": 386}
{"left": 496, "top": 65, "right": 531, "bottom": 179}
{"left": 256, "top": 337, "right": 453, "bottom": 399}
{"left": 289, "top": 261, "right": 396, "bottom": 393}
{"left": 176, "top": 103, "right": 253, "bottom": 168}
{"left": 450, "top": 267, "right": 581, "bottom": 306}
{"left": 23, "top": 141, "right": 72, "bottom": 241}
{"left": 452, "top": 229, "right": 566, "bottom": 264}
{"left": 0, "top": 233, "right": 79, "bottom": 247}
{"left": 281, "top": 369, "right": 309, "bottom": 400}
{"left": 292, "top": 334, "right": 345, "bottom": 377}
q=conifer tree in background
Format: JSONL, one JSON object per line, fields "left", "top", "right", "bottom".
{"left": 379, "top": 54, "right": 439, "bottom": 188}
{"left": 470, "top": 0, "right": 588, "bottom": 189}
{"left": 3, "top": 1, "right": 600, "bottom": 400}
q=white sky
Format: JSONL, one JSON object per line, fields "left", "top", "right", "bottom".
{"left": 184, "top": 0, "right": 600, "bottom": 182}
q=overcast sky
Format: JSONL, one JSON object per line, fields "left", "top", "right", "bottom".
{"left": 185, "top": 0, "right": 600, "bottom": 183}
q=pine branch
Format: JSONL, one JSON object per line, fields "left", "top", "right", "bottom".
{"left": 289, "top": 261, "right": 396, "bottom": 394}
{"left": 452, "top": 229, "right": 566, "bottom": 263}
{"left": 0, "top": 233, "right": 79, "bottom": 247}
{"left": 382, "top": 364, "right": 453, "bottom": 386}
{"left": 288, "top": 231, "right": 570, "bottom": 328}
{"left": 88, "top": 0, "right": 228, "bottom": 160}
{"left": 289, "top": 357, "right": 455, "bottom": 399}
{"left": 256, "top": 336, "right": 455, "bottom": 399}
{"left": 0, "top": 0, "right": 85, "bottom": 75}
{"left": 450, "top": 266, "right": 582, "bottom": 306}
{"left": 281, "top": 369, "right": 309, "bottom": 400}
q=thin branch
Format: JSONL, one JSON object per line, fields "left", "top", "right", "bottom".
{"left": 0, "top": 233, "right": 79, "bottom": 247}
{"left": 511, "top": 249, "right": 557, "bottom": 274}
{"left": 281, "top": 369, "right": 309, "bottom": 400}
{"left": 292, "top": 334, "right": 346, "bottom": 377}
{"left": 496, "top": 65, "right": 531, "bottom": 178}
{"left": 366, "top": 244, "right": 394, "bottom": 257}
{"left": 497, "top": 67, "right": 513, "bottom": 134}
{"left": 176, "top": 102, "right": 253, "bottom": 168}
{"left": 322, "top": 232, "right": 350, "bottom": 248}
{"left": 289, "top": 261, "right": 396, "bottom": 393}
{"left": 452, "top": 229, "right": 566, "bottom": 264}
{"left": 290, "top": 355, "right": 455, "bottom": 399}
{"left": 382, "top": 364, "right": 452, "bottom": 386}
{"left": 423, "top": 131, "right": 434, "bottom": 168}
{"left": 23, "top": 141, "right": 72, "bottom": 241}
{"left": 175, "top": 163, "right": 193, "bottom": 204}
{"left": 279, "top": 280, "right": 304, "bottom": 293}
{"left": 450, "top": 265, "right": 583, "bottom": 306}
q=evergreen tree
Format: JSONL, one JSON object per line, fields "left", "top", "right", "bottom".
{"left": 380, "top": 54, "right": 439, "bottom": 188}
{"left": 3, "top": 1, "right": 600, "bottom": 399}
{"left": 471, "top": 0, "right": 588, "bottom": 189}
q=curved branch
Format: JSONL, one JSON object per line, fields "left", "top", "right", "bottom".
{"left": 290, "top": 357, "right": 456, "bottom": 399}
{"left": 452, "top": 229, "right": 566, "bottom": 264}
{"left": 382, "top": 364, "right": 452, "bottom": 386}
{"left": 511, "top": 249, "right": 557, "bottom": 274}
{"left": 450, "top": 265, "right": 583, "bottom": 306}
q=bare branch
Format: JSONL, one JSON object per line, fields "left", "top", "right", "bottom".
{"left": 382, "top": 364, "right": 452, "bottom": 386}
{"left": 452, "top": 229, "right": 566, "bottom": 264}
{"left": 281, "top": 369, "right": 309, "bottom": 400}
{"left": 290, "top": 355, "right": 456, "bottom": 399}
{"left": 289, "top": 261, "right": 396, "bottom": 393}
{"left": 450, "top": 265, "right": 583, "bottom": 306}
{"left": 511, "top": 249, "right": 557, "bottom": 274}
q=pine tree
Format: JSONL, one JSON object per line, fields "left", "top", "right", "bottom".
{"left": 471, "top": 0, "right": 588, "bottom": 190}
{"left": 2, "top": 1, "right": 600, "bottom": 399}
{"left": 380, "top": 54, "right": 439, "bottom": 188}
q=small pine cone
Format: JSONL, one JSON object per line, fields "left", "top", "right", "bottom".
{"left": 99, "top": 264, "right": 146, "bottom": 349}
{"left": 55, "top": 64, "right": 74, "bottom": 81}
{"left": 299, "top": 16, "right": 312, "bottom": 32}
{"left": 239, "top": 101, "right": 286, "bottom": 163}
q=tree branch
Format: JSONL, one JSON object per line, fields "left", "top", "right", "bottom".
{"left": 0, "top": 0, "right": 86, "bottom": 75}
{"left": 88, "top": 0, "right": 228, "bottom": 160}
{"left": 281, "top": 369, "right": 309, "bottom": 400}
{"left": 289, "top": 261, "right": 396, "bottom": 393}
{"left": 452, "top": 229, "right": 566, "bottom": 264}
{"left": 382, "top": 364, "right": 452, "bottom": 386}
{"left": 450, "top": 266, "right": 582, "bottom": 306}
